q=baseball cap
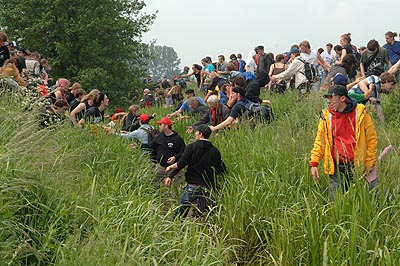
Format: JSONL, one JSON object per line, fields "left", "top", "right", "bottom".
{"left": 231, "top": 86, "right": 245, "bottom": 97}
{"left": 8, "top": 41, "right": 17, "bottom": 47}
{"left": 156, "top": 117, "right": 173, "bottom": 126}
{"left": 332, "top": 73, "right": 349, "bottom": 86}
{"left": 139, "top": 113, "right": 150, "bottom": 122}
{"left": 193, "top": 124, "right": 212, "bottom": 139}
{"left": 325, "top": 85, "right": 348, "bottom": 97}
{"left": 185, "top": 89, "right": 195, "bottom": 94}
{"left": 290, "top": 47, "right": 299, "bottom": 54}
{"left": 115, "top": 107, "right": 124, "bottom": 113}
{"left": 16, "top": 46, "right": 28, "bottom": 55}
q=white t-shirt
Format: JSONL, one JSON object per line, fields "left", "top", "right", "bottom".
{"left": 321, "top": 51, "right": 335, "bottom": 65}
{"left": 301, "top": 50, "right": 319, "bottom": 65}
{"left": 246, "top": 59, "right": 257, "bottom": 74}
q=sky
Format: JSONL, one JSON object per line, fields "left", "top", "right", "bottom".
{"left": 142, "top": 0, "right": 398, "bottom": 70}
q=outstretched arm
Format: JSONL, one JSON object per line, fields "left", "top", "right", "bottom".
{"left": 388, "top": 59, "right": 400, "bottom": 74}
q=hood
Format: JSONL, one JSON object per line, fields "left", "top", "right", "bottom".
{"left": 342, "top": 97, "right": 357, "bottom": 113}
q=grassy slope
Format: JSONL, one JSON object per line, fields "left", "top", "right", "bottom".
{"left": 1, "top": 83, "right": 400, "bottom": 265}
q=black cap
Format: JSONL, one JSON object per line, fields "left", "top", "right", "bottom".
{"left": 231, "top": 86, "right": 245, "bottom": 98}
{"left": 193, "top": 124, "right": 212, "bottom": 139}
{"left": 255, "top": 45, "right": 264, "bottom": 51}
{"left": 185, "top": 89, "right": 195, "bottom": 94}
{"left": 325, "top": 85, "right": 348, "bottom": 97}
{"left": 16, "top": 46, "right": 27, "bottom": 55}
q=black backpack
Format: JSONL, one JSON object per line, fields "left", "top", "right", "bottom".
{"left": 237, "top": 100, "right": 274, "bottom": 123}
{"left": 298, "top": 58, "right": 318, "bottom": 83}
{"left": 143, "top": 127, "right": 160, "bottom": 143}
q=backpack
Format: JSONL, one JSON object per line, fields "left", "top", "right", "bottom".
{"left": 237, "top": 100, "right": 274, "bottom": 123}
{"left": 350, "top": 45, "right": 361, "bottom": 62}
{"left": 142, "top": 127, "right": 160, "bottom": 143}
{"left": 238, "top": 59, "right": 246, "bottom": 73}
{"left": 298, "top": 58, "right": 318, "bottom": 83}
{"left": 178, "top": 79, "right": 187, "bottom": 89}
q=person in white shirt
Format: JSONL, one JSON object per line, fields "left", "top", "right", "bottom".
{"left": 321, "top": 43, "right": 335, "bottom": 66}
{"left": 299, "top": 40, "right": 330, "bottom": 91}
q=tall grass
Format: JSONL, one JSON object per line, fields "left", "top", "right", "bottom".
{"left": 1, "top": 83, "right": 400, "bottom": 265}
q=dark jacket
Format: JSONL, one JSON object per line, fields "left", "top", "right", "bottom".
{"left": 150, "top": 131, "right": 185, "bottom": 167}
{"left": 191, "top": 104, "right": 209, "bottom": 116}
{"left": 169, "top": 140, "right": 227, "bottom": 189}
{"left": 244, "top": 79, "right": 261, "bottom": 103}
{"left": 122, "top": 113, "right": 139, "bottom": 132}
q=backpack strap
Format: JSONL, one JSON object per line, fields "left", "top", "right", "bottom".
{"left": 296, "top": 58, "right": 308, "bottom": 79}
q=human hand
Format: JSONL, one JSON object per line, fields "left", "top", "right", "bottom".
{"left": 311, "top": 166, "right": 320, "bottom": 182}
{"left": 355, "top": 77, "right": 363, "bottom": 83}
{"left": 167, "top": 156, "right": 176, "bottom": 164}
{"left": 186, "top": 126, "right": 193, "bottom": 133}
{"left": 129, "top": 142, "right": 138, "bottom": 149}
{"left": 164, "top": 177, "right": 172, "bottom": 186}
{"left": 165, "top": 165, "right": 172, "bottom": 173}
{"left": 363, "top": 166, "right": 374, "bottom": 175}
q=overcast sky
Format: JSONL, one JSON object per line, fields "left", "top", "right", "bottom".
{"left": 142, "top": 0, "right": 398, "bottom": 70}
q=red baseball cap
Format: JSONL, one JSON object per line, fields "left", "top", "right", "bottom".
{"left": 156, "top": 117, "right": 173, "bottom": 126}
{"left": 139, "top": 113, "right": 150, "bottom": 122}
{"left": 115, "top": 107, "right": 124, "bottom": 113}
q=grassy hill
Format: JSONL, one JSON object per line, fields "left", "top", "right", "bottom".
{"left": 1, "top": 79, "right": 400, "bottom": 265}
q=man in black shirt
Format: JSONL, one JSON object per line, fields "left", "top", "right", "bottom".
{"left": 149, "top": 117, "right": 185, "bottom": 184}
{"left": 165, "top": 124, "right": 227, "bottom": 218}
{"left": 254, "top": 45, "right": 273, "bottom": 87}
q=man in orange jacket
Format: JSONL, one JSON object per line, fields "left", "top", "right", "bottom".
{"left": 310, "top": 85, "right": 377, "bottom": 201}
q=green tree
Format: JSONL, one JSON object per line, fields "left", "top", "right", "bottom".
{"left": 146, "top": 44, "right": 181, "bottom": 81}
{"left": 0, "top": 0, "right": 157, "bottom": 105}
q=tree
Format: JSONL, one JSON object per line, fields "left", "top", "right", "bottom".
{"left": 0, "top": 0, "right": 157, "bottom": 105}
{"left": 146, "top": 44, "right": 181, "bottom": 81}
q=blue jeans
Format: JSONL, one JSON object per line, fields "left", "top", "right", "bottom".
{"left": 175, "top": 184, "right": 211, "bottom": 218}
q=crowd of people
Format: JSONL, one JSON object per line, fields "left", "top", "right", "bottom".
{"left": 1, "top": 29, "right": 400, "bottom": 217}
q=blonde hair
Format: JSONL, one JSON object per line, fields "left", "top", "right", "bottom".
{"left": 81, "top": 89, "right": 100, "bottom": 103}
{"left": 71, "top": 82, "right": 82, "bottom": 91}
{"left": 299, "top": 40, "right": 311, "bottom": 49}
{"left": 74, "top": 88, "right": 86, "bottom": 98}
{"left": 0, "top": 31, "right": 8, "bottom": 42}
{"left": 128, "top": 104, "right": 140, "bottom": 114}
